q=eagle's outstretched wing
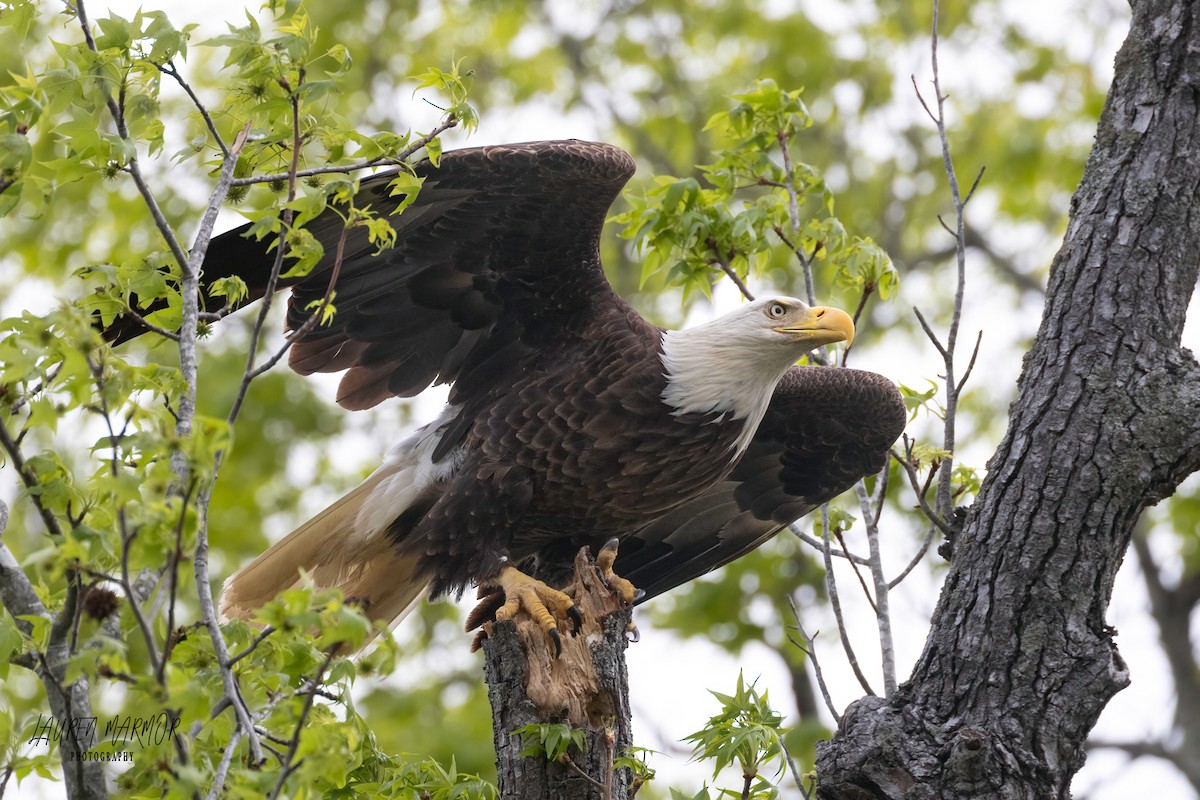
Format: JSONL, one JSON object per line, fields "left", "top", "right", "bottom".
{"left": 617, "top": 366, "right": 907, "bottom": 601}
{"left": 108, "top": 141, "right": 638, "bottom": 413}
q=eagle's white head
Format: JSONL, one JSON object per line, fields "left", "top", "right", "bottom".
{"left": 660, "top": 296, "right": 855, "bottom": 452}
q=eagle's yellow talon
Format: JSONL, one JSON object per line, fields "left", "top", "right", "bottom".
{"left": 597, "top": 538, "right": 641, "bottom": 604}
{"left": 491, "top": 566, "right": 577, "bottom": 654}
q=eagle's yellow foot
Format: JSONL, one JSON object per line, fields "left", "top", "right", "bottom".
{"left": 596, "top": 538, "right": 643, "bottom": 604}
{"left": 492, "top": 566, "right": 583, "bottom": 656}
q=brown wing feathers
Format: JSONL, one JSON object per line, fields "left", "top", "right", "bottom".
{"left": 282, "top": 141, "right": 635, "bottom": 412}
{"left": 619, "top": 366, "right": 906, "bottom": 601}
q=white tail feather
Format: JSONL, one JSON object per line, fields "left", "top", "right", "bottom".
{"left": 219, "top": 463, "right": 430, "bottom": 629}
{"left": 220, "top": 412, "right": 460, "bottom": 631}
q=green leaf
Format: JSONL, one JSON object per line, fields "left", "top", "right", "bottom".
{"left": 514, "top": 723, "right": 587, "bottom": 762}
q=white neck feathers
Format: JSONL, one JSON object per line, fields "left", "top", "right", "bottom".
{"left": 659, "top": 325, "right": 792, "bottom": 455}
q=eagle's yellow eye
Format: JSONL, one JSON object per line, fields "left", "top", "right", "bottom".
{"left": 766, "top": 302, "right": 787, "bottom": 319}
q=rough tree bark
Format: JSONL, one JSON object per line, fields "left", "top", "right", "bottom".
{"left": 0, "top": 501, "right": 108, "bottom": 800}
{"left": 482, "top": 548, "right": 636, "bottom": 800}
{"left": 816, "top": 0, "right": 1200, "bottom": 797}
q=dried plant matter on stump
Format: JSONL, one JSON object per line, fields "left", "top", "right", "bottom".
{"left": 481, "top": 546, "right": 636, "bottom": 800}
{"left": 817, "top": 0, "right": 1200, "bottom": 797}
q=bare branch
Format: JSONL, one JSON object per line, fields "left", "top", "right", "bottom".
{"left": 788, "top": 524, "right": 871, "bottom": 566}
{"left": 785, "top": 595, "right": 841, "bottom": 723}
{"left": 177, "top": 121, "right": 265, "bottom": 765}
{"left": 707, "top": 238, "right": 755, "bottom": 301}
{"left": 266, "top": 652, "right": 336, "bottom": 800}
{"left": 963, "top": 165, "right": 986, "bottom": 206}
{"left": 203, "top": 727, "right": 244, "bottom": 800}
{"left": 159, "top": 60, "right": 228, "bottom": 158}
{"left": 888, "top": 524, "right": 938, "bottom": 590}
{"left": 1085, "top": 739, "right": 1176, "bottom": 764}
{"left": 924, "top": 0, "right": 972, "bottom": 523}
{"left": 854, "top": 478, "right": 896, "bottom": 696}
{"left": 560, "top": 754, "right": 609, "bottom": 793}
{"left": 912, "top": 306, "right": 948, "bottom": 358}
{"left": 818, "top": 506, "right": 875, "bottom": 697}
{"left": 228, "top": 114, "right": 459, "bottom": 188}
{"left": 910, "top": 75, "right": 938, "bottom": 125}
{"left": 227, "top": 626, "right": 277, "bottom": 668}
{"left": 889, "top": 448, "right": 954, "bottom": 536}
{"left": 955, "top": 330, "right": 984, "bottom": 396}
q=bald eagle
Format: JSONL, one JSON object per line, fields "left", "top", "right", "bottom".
{"left": 116, "top": 141, "right": 905, "bottom": 640}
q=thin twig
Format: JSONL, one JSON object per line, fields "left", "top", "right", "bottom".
{"left": 910, "top": 74, "right": 938, "bottom": 124}
{"left": 854, "top": 478, "right": 896, "bottom": 696}
{"left": 0, "top": 415, "right": 67, "bottom": 539}
{"left": 158, "top": 480, "right": 196, "bottom": 678}
{"left": 227, "top": 114, "right": 459, "bottom": 188}
{"left": 89, "top": 353, "right": 165, "bottom": 673}
{"left": 707, "top": 239, "right": 755, "bottom": 301}
{"left": 119, "top": 521, "right": 163, "bottom": 673}
{"left": 560, "top": 754, "right": 609, "bottom": 793}
{"left": 955, "top": 330, "right": 984, "bottom": 395}
{"left": 226, "top": 88, "right": 307, "bottom": 427}
{"left": 75, "top": 0, "right": 190, "bottom": 277}
{"left": 788, "top": 524, "right": 871, "bottom": 566}
{"left": 833, "top": 529, "right": 878, "bottom": 616}
{"left": 227, "top": 626, "right": 277, "bottom": 668}
{"left": 841, "top": 284, "right": 875, "bottom": 368}
{"left": 203, "top": 727, "right": 244, "bottom": 800}
{"left": 785, "top": 595, "right": 840, "bottom": 723}
{"left": 963, "top": 165, "right": 986, "bottom": 206}
{"left": 889, "top": 448, "right": 954, "bottom": 536}
{"left": 925, "top": 0, "right": 970, "bottom": 522}
{"left": 159, "top": 61, "right": 229, "bottom": 158}
{"left": 912, "top": 306, "right": 947, "bottom": 358}
{"left": 780, "top": 738, "right": 807, "bottom": 800}
{"left": 888, "top": 523, "right": 937, "bottom": 590}
{"left": 237, "top": 220, "right": 351, "bottom": 391}
{"left": 121, "top": 306, "right": 181, "bottom": 341}
{"left": 818, "top": 506, "right": 875, "bottom": 696}
{"left": 266, "top": 652, "right": 336, "bottom": 800}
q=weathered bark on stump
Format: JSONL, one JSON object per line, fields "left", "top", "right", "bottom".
{"left": 482, "top": 549, "right": 635, "bottom": 800}
{"left": 816, "top": 0, "right": 1200, "bottom": 797}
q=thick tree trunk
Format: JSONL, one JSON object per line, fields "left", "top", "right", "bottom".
{"left": 482, "top": 548, "right": 635, "bottom": 800}
{"left": 816, "top": 0, "right": 1200, "bottom": 797}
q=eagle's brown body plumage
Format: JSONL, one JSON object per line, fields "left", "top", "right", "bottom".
{"left": 109, "top": 140, "right": 905, "bottom": 624}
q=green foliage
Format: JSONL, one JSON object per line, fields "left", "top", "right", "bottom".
{"left": 899, "top": 380, "right": 943, "bottom": 420}
{"left": 0, "top": 1, "right": 477, "bottom": 796}
{"left": 682, "top": 673, "right": 791, "bottom": 799}
{"left": 614, "top": 746, "right": 659, "bottom": 794}
{"left": 614, "top": 80, "right": 897, "bottom": 306}
{"left": 515, "top": 722, "right": 588, "bottom": 761}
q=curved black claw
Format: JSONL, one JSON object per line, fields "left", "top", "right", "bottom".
{"left": 549, "top": 627, "right": 563, "bottom": 658}
{"left": 567, "top": 605, "right": 584, "bottom": 634}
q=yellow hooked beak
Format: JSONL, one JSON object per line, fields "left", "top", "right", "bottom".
{"left": 775, "top": 306, "right": 855, "bottom": 347}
